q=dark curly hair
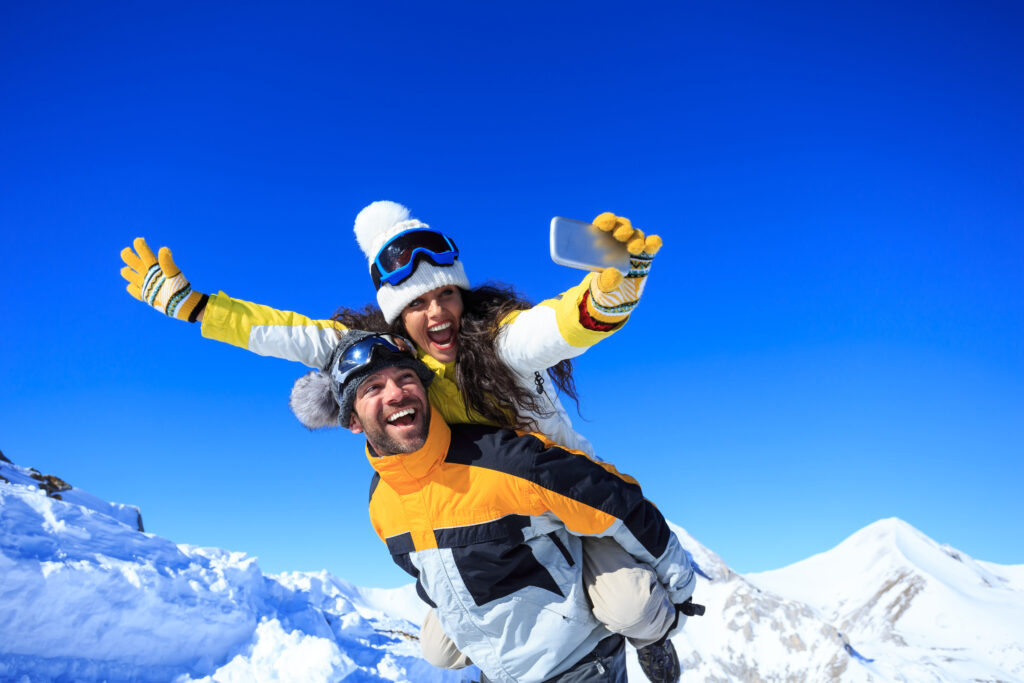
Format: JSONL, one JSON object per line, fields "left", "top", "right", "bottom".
{"left": 332, "top": 284, "right": 579, "bottom": 431}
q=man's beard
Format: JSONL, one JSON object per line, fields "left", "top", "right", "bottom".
{"left": 362, "top": 401, "right": 431, "bottom": 455}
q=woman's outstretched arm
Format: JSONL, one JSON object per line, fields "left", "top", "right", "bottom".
{"left": 121, "top": 237, "right": 348, "bottom": 369}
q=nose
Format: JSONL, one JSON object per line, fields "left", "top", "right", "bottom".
{"left": 382, "top": 378, "right": 406, "bottom": 403}
{"left": 426, "top": 297, "right": 442, "bottom": 316}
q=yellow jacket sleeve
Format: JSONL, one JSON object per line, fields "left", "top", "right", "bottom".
{"left": 494, "top": 273, "right": 626, "bottom": 374}
{"left": 200, "top": 291, "right": 348, "bottom": 369}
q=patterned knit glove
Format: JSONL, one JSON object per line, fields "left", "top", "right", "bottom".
{"left": 586, "top": 213, "right": 662, "bottom": 323}
{"left": 120, "top": 237, "right": 208, "bottom": 322}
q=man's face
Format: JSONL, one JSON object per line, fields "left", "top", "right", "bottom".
{"left": 348, "top": 365, "right": 431, "bottom": 455}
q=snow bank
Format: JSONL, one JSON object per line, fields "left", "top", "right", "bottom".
{"left": 0, "top": 458, "right": 474, "bottom": 682}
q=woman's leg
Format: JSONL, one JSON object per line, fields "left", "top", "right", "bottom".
{"left": 420, "top": 608, "right": 473, "bottom": 670}
{"left": 581, "top": 536, "right": 677, "bottom": 648}
{"left": 421, "top": 537, "right": 676, "bottom": 667}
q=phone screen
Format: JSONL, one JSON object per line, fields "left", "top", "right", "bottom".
{"left": 550, "top": 217, "right": 631, "bottom": 272}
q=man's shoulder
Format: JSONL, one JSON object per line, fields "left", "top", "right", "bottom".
{"left": 446, "top": 423, "right": 643, "bottom": 501}
{"left": 448, "top": 422, "right": 552, "bottom": 448}
{"left": 445, "top": 423, "right": 592, "bottom": 476}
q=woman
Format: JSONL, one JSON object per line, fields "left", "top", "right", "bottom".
{"left": 120, "top": 201, "right": 682, "bottom": 681}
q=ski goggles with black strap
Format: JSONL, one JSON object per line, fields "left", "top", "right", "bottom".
{"left": 370, "top": 228, "right": 460, "bottom": 289}
{"left": 330, "top": 333, "right": 418, "bottom": 386}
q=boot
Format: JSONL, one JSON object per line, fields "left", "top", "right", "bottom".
{"left": 636, "top": 636, "right": 680, "bottom": 683}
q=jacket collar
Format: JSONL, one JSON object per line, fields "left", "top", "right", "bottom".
{"left": 365, "top": 406, "right": 451, "bottom": 487}
{"left": 417, "top": 349, "right": 456, "bottom": 380}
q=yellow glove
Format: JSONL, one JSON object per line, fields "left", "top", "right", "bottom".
{"left": 120, "top": 237, "right": 208, "bottom": 322}
{"left": 587, "top": 212, "right": 662, "bottom": 322}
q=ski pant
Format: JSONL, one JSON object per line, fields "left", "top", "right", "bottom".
{"left": 543, "top": 635, "right": 626, "bottom": 683}
{"left": 473, "top": 636, "right": 626, "bottom": 683}
{"left": 421, "top": 536, "right": 676, "bottom": 670}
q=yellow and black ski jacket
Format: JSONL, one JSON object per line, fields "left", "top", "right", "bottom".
{"left": 366, "top": 409, "right": 695, "bottom": 683}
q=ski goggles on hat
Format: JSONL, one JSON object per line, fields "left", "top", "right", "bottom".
{"left": 370, "top": 228, "right": 460, "bottom": 289}
{"left": 331, "top": 333, "right": 417, "bottom": 386}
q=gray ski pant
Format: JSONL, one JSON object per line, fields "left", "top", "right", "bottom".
{"left": 474, "top": 636, "right": 626, "bottom": 683}
{"left": 543, "top": 635, "right": 627, "bottom": 683}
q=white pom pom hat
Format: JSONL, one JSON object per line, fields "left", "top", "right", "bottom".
{"left": 354, "top": 201, "right": 470, "bottom": 323}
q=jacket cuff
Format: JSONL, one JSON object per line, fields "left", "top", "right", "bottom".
{"left": 579, "top": 290, "right": 624, "bottom": 332}
{"left": 199, "top": 291, "right": 251, "bottom": 348}
{"left": 548, "top": 274, "right": 626, "bottom": 348}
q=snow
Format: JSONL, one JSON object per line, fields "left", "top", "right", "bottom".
{"left": 0, "top": 458, "right": 475, "bottom": 683}
{"left": 745, "top": 517, "right": 1024, "bottom": 680}
{"left": 184, "top": 619, "right": 357, "bottom": 683}
{"left": 3, "top": 457, "right": 1023, "bottom": 682}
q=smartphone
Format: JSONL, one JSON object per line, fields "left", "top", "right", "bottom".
{"left": 549, "top": 217, "right": 631, "bottom": 272}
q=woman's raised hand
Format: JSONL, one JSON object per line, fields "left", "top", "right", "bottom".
{"left": 588, "top": 213, "right": 662, "bottom": 319}
{"left": 120, "top": 237, "right": 208, "bottom": 322}
{"left": 594, "top": 213, "right": 662, "bottom": 255}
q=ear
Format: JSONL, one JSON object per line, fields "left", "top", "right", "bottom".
{"left": 348, "top": 413, "right": 364, "bottom": 434}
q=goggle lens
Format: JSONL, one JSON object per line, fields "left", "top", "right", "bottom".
{"left": 371, "top": 229, "right": 459, "bottom": 288}
{"left": 332, "top": 334, "right": 417, "bottom": 386}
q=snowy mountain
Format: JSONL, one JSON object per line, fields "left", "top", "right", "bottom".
{"left": 2, "top": 453, "right": 1023, "bottom": 682}
{"left": 745, "top": 518, "right": 1024, "bottom": 681}
{"left": 670, "top": 519, "right": 1024, "bottom": 682}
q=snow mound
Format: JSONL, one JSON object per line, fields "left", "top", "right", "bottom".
{"left": 0, "top": 458, "right": 473, "bottom": 683}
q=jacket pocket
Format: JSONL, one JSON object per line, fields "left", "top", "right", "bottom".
{"left": 546, "top": 531, "right": 575, "bottom": 567}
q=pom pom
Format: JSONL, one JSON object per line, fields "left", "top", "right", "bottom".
{"left": 289, "top": 370, "right": 340, "bottom": 430}
{"left": 354, "top": 200, "right": 415, "bottom": 261}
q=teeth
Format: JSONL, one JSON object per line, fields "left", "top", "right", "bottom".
{"left": 428, "top": 321, "right": 452, "bottom": 333}
{"left": 386, "top": 408, "right": 415, "bottom": 423}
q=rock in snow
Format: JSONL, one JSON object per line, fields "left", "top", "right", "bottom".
{"left": 2, "top": 456, "right": 1023, "bottom": 682}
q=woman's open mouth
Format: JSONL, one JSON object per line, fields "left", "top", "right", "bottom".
{"left": 426, "top": 321, "right": 456, "bottom": 349}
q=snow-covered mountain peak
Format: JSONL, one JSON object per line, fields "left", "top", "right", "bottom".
{"left": 824, "top": 516, "right": 1013, "bottom": 595}
{"left": 746, "top": 517, "right": 1024, "bottom": 680}
{"left": 749, "top": 516, "right": 1018, "bottom": 611}
{"left": 840, "top": 517, "right": 976, "bottom": 580}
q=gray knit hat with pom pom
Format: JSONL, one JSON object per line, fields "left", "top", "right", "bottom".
{"left": 289, "top": 330, "right": 434, "bottom": 430}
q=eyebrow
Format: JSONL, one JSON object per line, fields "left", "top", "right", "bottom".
{"left": 358, "top": 373, "right": 384, "bottom": 394}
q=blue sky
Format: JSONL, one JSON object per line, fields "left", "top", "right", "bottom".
{"left": 2, "top": 1, "right": 1021, "bottom": 588}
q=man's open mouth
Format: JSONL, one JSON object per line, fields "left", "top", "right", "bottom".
{"left": 386, "top": 407, "right": 417, "bottom": 427}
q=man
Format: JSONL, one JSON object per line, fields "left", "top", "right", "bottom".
{"left": 289, "top": 332, "right": 699, "bottom": 682}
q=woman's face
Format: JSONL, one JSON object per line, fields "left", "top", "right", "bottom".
{"left": 400, "top": 286, "right": 464, "bottom": 363}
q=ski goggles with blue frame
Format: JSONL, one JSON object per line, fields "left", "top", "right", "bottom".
{"left": 370, "top": 228, "right": 460, "bottom": 289}
{"left": 330, "top": 333, "right": 418, "bottom": 386}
